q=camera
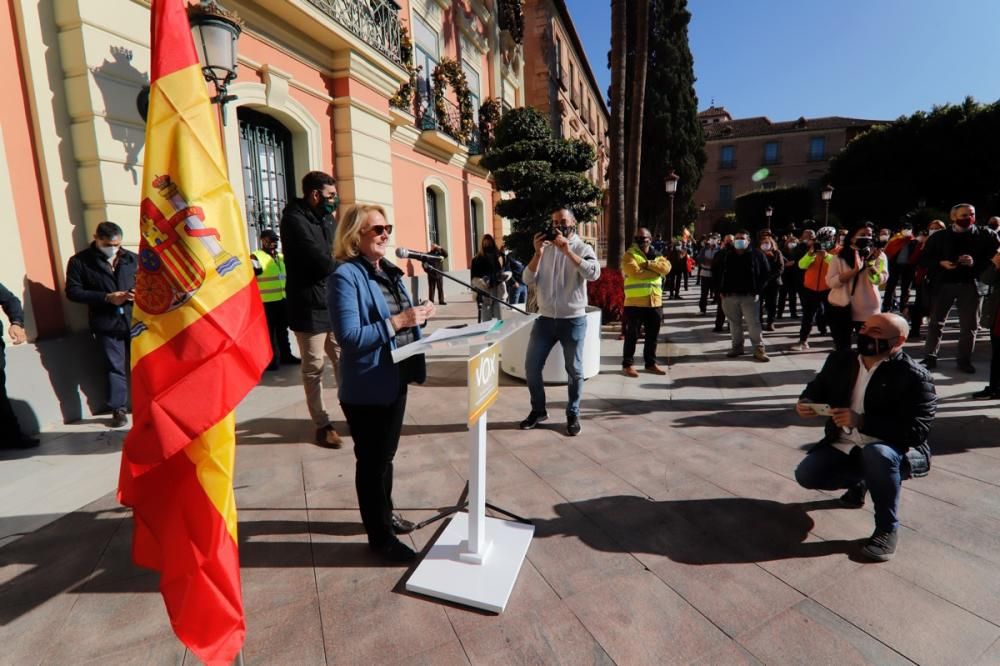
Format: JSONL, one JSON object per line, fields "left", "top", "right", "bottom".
{"left": 819, "top": 240, "right": 835, "bottom": 251}
{"left": 858, "top": 246, "right": 873, "bottom": 260}
{"left": 543, "top": 225, "right": 560, "bottom": 241}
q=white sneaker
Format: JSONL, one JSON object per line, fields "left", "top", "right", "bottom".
{"left": 790, "top": 342, "right": 810, "bottom": 351}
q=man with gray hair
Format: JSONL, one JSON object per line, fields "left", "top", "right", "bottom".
{"left": 919, "top": 203, "right": 999, "bottom": 372}
{"left": 520, "top": 208, "right": 601, "bottom": 436}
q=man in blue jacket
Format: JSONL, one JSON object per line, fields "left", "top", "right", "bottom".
{"left": 66, "top": 221, "right": 137, "bottom": 428}
{"left": 794, "top": 313, "right": 936, "bottom": 561}
{"left": 0, "top": 282, "right": 36, "bottom": 448}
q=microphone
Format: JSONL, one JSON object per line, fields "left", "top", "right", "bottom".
{"left": 396, "top": 248, "right": 444, "bottom": 263}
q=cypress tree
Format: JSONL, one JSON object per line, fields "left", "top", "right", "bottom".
{"left": 481, "top": 107, "right": 602, "bottom": 261}
{"left": 635, "top": 0, "right": 706, "bottom": 239}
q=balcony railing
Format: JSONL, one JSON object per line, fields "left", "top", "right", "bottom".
{"left": 304, "top": 0, "right": 403, "bottom": 65}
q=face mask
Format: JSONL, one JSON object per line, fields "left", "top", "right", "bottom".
{"left": 634, "top": 237, "right": 650, "bottom": 245}
{"left": 902, "top": 229, "right": 913, "bottom": 237}
{"left": 760, "top": 242, "right": 772, "bottom": 251}
{"left": 318, "top": 194, "right": 339, "bottom": 215}
{"left": 857, "top": 332, "right": 893, "bottom": 357}
{"left": 733, "top": 239, "right": 749, "bottom": 250}
{"left": 98, "top": 244, "right": 119, "bottom": 258}
{"left": 854, "top": 237, "right": 873, "bottom": 249}
{"left": 955, "top": 218, "right": 973, "bottom": 229}
{"left": 786, "top": 242, "right": 797, "bottom": 249}
{"left": 708, "top": 238, "right": 718, "bottom": 246}
{"left": 879, "top": 235, "right": 890, "bottom": 243}
{"left": 990, "top": 224, "right": 999, "bottom": 231}
{"left": 928, "top": 228, "right": 941, "bottom": 236}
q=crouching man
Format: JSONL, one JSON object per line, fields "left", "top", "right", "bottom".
{"left": 794, "top": 312, "right": 936, "bottom": 561}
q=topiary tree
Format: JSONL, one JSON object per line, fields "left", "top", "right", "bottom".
{"left": 481, "top": 107, "right": 601, "bottom": 261}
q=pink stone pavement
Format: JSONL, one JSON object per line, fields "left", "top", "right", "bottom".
{"left": 2, "top": 290, "right": 1000, "bottom": 664}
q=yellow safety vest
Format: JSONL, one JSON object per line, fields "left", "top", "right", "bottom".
{"left": 253, "top": 250, "right": 286, "bottom": 303}
{"left": 623, "top": 246, "right": 662, "bottom": 303}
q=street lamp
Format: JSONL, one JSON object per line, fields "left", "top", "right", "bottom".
{"left": 765, "top": 205, "right": 773, "bottom": 230}
{"left": 188, "top": 1, "right": 244, "bottom": 125}
{"left": 697, "top": 203, "right": 707, "bottom": 236}
{"left": 821, "top": 185, "right": 834, "bottom": 226}
{"left": 665, "top": 170, "right": 680, "bottom": 240}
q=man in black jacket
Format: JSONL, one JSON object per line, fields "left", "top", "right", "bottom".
{"left": 0, "top": 282, "right": 37, "bottom": 448}
{"left": 919, "top": 203, "right": 999, "bottom": 372}
{"left": 65, "top": 221, "right": 137, "bottom": 428}
{"left": 794, "top": 313, "right": 937, "bottom": 561}
{"left": 712, "top": 230, "right": 771, "bottom": 361}
{"left": 280, "top": 171, "right": 343, "bottom": 448}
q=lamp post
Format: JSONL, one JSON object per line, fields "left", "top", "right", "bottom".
{"left": 821, "top": 184, "right": 834, "bottom": 227}
{"left": 188, "top": 1, "right": 244, "bottom": 125}
{"left": 765, "top": 205, "right": 773, "bottom": 230}
{"left": 698, "top": 202, "right": 706, "bottom": 236}
{"left": 665, "top": 170, "right": 679, "bottom": 240}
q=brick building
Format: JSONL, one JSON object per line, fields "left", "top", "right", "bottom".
{"left": 693, "top": 106, "right": 884, "bottom": 235}
{"left": 521, "top": 0, "right": 609, "bottom": 254}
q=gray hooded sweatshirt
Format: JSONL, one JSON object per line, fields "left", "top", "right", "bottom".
{"left": 523, "top": 234, "right": 601, "bottom": 318}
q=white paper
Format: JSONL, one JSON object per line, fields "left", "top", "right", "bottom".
{"left": 422, "top": 320, "right": 503, "bottom": 344}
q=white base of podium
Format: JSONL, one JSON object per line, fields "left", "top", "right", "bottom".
{"left": 406, "top": 512, "right": 534, "bottom": 613}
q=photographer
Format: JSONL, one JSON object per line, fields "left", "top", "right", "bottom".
{"left": 826, "top": 225, "right": 889, "bottom": 351}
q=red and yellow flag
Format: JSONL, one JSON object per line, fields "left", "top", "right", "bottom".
{"left": 118, "top": 1, "right": 270, "bottom": 663}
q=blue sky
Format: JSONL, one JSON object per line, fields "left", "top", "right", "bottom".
{"left": 564, "top": 0, "right": 1000, "bottom": 121}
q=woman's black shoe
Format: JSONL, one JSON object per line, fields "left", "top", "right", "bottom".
{"left": 391, "top": 514, "right": 416, "bottom": 534}
{"left": 370, "top": 538, "right": 416, "bottom": 563}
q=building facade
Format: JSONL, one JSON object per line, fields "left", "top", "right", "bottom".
{"left": 1, "top": 0, "right": 525, "bottom": 428}
{"left": 693, "top": 106, "right": 883, "bottom": 235}
{"left": 521, "top": 0, "right": 608, "bottom": 254}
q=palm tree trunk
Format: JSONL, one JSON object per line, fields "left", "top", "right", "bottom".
{"left": 624, "top": 0, "right": 650, "bottom": 244}
{"left": 606, "top": 0, "right": 628, "bottom": 269}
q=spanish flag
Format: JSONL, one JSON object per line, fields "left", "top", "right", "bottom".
{"left": 117, "top": 1, "right": 270, "bottom": 663}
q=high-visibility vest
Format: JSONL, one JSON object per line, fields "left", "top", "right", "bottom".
{"left": 623, "top": 246, "right": 662, "bottom": 302}
{"left": 253, "top": 250, "right": 286, "bottom": 303}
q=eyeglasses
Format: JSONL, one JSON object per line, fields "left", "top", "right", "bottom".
{"left": 365, "top": 224, "right": 393, "bottom": 236}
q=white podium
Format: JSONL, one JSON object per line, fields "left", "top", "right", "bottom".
{"left": 392, "top": 316, "right": 538, "bottom": 613}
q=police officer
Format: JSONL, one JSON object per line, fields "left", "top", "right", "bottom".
{"left": 251, "top": 228, "right": 299, "bottom": 372}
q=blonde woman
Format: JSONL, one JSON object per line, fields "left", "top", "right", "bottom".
{"left": 327, "top": 204, "right": 435, "bottom": 563}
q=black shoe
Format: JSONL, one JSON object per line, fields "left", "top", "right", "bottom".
{"left": 921, "top": 356, "right": 937, "bottom": 369}
{"left": 2, "top": 435, "right": 40, "bottom": 450}
{"left": 110, "top": 409, "right": 128, "bottom": 429}
{"left": 712, "top": 326, "right": 724, "bottom": 333}
{"left": 391, "top": 514, "right": 416, "bottom": 534}
{"left": 860, "top": 529, "right": 898, "bottom": 562}
{"left": 839, "top": 481, "right": 866, "bottom": 508}
{"left": 519, "top": 411, "right": 548, "bottom": 430}
{"left": 281, "top": 355, "right": 301, "bottom": 365}
{"left": 763, "top": 322, "right": 775, "bottom": 332}
{"left": 957, "top": 361, "right": 976, "bottom": 374}
{"left": 972, "top": 386, "right": 1000, "bottom": 400}
{"left": 439, "top": 301, "right": 447, "bottom": 305}
{"left": 566, "top": 414, "right": 581, "bottom": 436}
{"left": 370, "top": 538, "right": 416, "bottom": 563}
{"left": 265, "top": 362, "right": 280, "bottom": 372}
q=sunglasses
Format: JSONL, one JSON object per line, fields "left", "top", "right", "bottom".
{"left": 365, "top": 224, "right": 393, "bottom": 236}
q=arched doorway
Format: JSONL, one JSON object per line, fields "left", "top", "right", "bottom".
{"left": 238, "top": 107, "right": 295, "bottom": 250}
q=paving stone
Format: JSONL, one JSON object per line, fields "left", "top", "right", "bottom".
{"left": 396, "top": 639, "right": 471, "bottom": 666}
{"left": 738, "top": 598, "right": 912, "bottom": 665}
{"left": 564, "top": 569, "right": 730, "bottom": 665}
{"left": 813, "top": 566, "right": 1000, "bottom": 665}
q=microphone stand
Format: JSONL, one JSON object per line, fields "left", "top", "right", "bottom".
{"left": 420, "top": 262, "right": 530, "bottom": 316}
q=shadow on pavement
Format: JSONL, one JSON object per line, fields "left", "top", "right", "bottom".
{"left": 534, "top": 495, "right": 856, "bottom": 564}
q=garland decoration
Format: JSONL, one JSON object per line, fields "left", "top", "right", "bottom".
{"left": 478, "top": 97, "right": 503, "bottom": 153}
{"left": 431, "top": 58, "right": 475, "bottom": 143}
{"left": 389, "top": 25, "right": 420, "bottom": 111}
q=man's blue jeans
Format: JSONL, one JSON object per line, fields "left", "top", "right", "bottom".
{"left": 795, "top": 442, "right": 906, "bottom": 533}
{"left": 525, "top": 315, "right": 587, "bottom": 417}
{"left": 96, "top": 333, "right": 129, "bottom": 411}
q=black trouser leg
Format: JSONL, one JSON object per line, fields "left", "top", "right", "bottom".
{"left": 0, "top": 348, "right": 25, "bottom": 439}
{"left": 263, "top": 300, "right": 283, "bottom": 366}
{"left": 622, "top": 306, "right": 640, "bottom": 367}
{"left": 898, "top": 266, "right": 915, "bottom": 310}
{"left": 990, "top": 334, "right": 1000, "bottom": 390}
{"left": 761, "top": 283, "right": 779, "bottom": 324}
{"left": 882, "top": 265, "right": 900, "bottom": 312}
{"left": 699, "top": 281, "right": 711, "bottom": 313}
{"left": 827, "top": 304, "right": 854, "bottom": 351}
{"left": 798, "top": 290, "right": 821, "bottom": 342}
{"left": 714, "top": 293, "right": 726, "bottom": 329}
{"left": 343, "top": 386, "right": 408, "bottom": 547}
{"left": 639, "top": 307, "right": 662, "bottom": 366}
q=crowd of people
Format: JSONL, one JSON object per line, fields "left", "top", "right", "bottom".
{"left": 621, "top": 207, "right": 1000, "bottom": 399}
{"left": 3, "top": 186, "right": 999, "bottom": 564}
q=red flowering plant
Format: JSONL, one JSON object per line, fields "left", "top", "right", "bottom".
{"left": 587, "top": 268, "right": 624, "bottom": 324}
